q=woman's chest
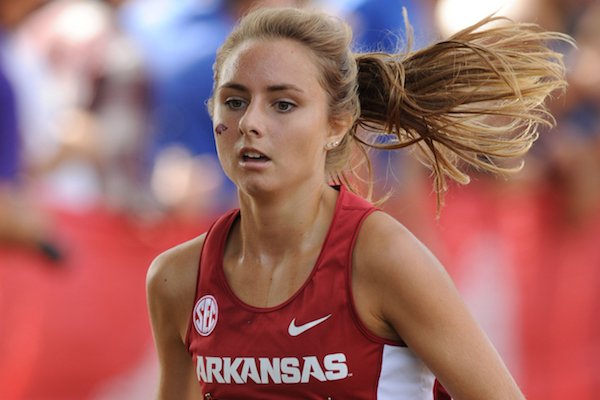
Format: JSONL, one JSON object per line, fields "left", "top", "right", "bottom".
{"left": 188, "top": 290, "right": 384, "bottom": 399}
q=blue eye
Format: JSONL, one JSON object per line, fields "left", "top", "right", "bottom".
{"left": 225, "top": 98, "right": 246, "bottom": 110}
{"left": 275, "top": 101, "right": 295, "bottom": 112}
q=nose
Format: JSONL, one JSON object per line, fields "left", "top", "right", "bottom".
{"left": 238, "top": 102, "right": 264, "bottom": 137}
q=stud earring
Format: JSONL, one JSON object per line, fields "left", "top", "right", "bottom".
{"left": 325, "top": 140, "right": 340, "bottom": 150}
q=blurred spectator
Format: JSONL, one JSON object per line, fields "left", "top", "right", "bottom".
{"left": 0, "top": 0, "right": 59, "bottom": 259}
{"left": 319, "top": 0, "right": 435, "bottom": 52}
{"left": 547, "top": 1, "right": 600, "bottom": 226}
{"left": 7, "top": 0, "right": 152, "bottom": 215}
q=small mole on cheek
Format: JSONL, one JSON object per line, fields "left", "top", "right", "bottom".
{"left": 215, "top": 123, "right": 228, "bottom": 135}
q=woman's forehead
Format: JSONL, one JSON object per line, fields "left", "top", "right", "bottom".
{"left": 218, "top": 38, "right": 323, "bottom": 90}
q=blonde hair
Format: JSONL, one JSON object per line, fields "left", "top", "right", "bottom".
{"left": 209, "top": 7, "right": 572, "bottom": 207}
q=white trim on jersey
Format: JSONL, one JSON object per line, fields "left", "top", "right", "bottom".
{"left": 377, "top": 345, "right": 436, "bottom": 399}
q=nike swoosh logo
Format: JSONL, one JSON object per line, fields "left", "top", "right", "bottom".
{"left": 288, "top": 314, "right": 332, "bottom": 337}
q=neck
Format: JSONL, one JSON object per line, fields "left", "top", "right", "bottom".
{"left": 233, "top": 181, "right": 338, "bottom": 264}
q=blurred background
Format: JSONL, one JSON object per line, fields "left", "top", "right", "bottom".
{"left": 0, "top": 0, "right": 598, "bottom": 399}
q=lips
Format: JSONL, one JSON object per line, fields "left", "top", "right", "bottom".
{"left": 239, "top": 147, "right": 270, "bottom": 162}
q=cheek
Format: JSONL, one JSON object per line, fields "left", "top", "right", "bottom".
{"left": 299, "top": 115, "right": 330, "bottom": 151}
{"left": 214, "top": 127, "right": 236, "bottom": 155}
{"left": 215, "top": 123, "right": 229, "bottom": 135}
{"left": 212, "top": 106, "right": 237, "bottom": 141}
{"left": 282, "top": 119, "right": 328, "bottom": 163}
{"left": 213, "top": 133, "right": 237, "bottom": 181}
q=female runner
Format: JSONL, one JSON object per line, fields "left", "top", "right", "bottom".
{"left": 147, "top": 6, "right": 570, "bottom": 399}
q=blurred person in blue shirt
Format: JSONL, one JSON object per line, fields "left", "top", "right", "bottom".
{"left": 0, "top": 0, "right": 61, "bottom": 261}
{"left": 319, "top": 0, "right": 435, "bottom": 52}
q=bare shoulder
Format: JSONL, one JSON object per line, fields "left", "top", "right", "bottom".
{"left": 147, "top": 234, "right": 207, "bottom": 399}
{"left": 355, "top": 210, "right": 439, "bottom": 274}
{"left": 147, "top": 233, "right": 207, "bottom": 284}
{"left": 352, "top": 210, "right": 454, "bottom": 339}
{"left": 146, "top": 233, "right": 207, "bottom": 337}
{"left": 354, "top": 212, "right": 525, "bottom": 399}
{"left": 147, "top": 233, "right": 207, "bottom": 297}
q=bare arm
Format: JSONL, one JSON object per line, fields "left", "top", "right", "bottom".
{"left": 353, "top": 212, "right": 525, "bottom": 400}
{"left": 146, "top": 235, "right": 206, "bottom": 400}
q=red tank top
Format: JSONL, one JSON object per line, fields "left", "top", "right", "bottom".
{"left": 186, "top": 186, "right": 446, "bottom": 399}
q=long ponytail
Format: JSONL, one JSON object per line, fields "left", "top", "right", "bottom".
{"left": 353, "top": 14, "right": 572, "bottom": 207}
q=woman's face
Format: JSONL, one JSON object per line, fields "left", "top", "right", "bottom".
{"left": 212, "top": 38, "right": 338, "bottom": 197}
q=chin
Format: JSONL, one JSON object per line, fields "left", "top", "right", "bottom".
{"left": 236, "top": 179, "right": 280, "bottom": 198}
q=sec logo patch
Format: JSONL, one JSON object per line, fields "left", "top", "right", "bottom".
{"left": 193, "top": 295, "right": 219, "bottom": 336}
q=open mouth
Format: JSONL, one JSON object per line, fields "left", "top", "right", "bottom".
{"left": 242, "top": 151, "right": 270, "bottom": 162}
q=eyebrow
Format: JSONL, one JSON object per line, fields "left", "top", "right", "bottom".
{"left": 219, "top": 82, "right": 305, "bottom": 93}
